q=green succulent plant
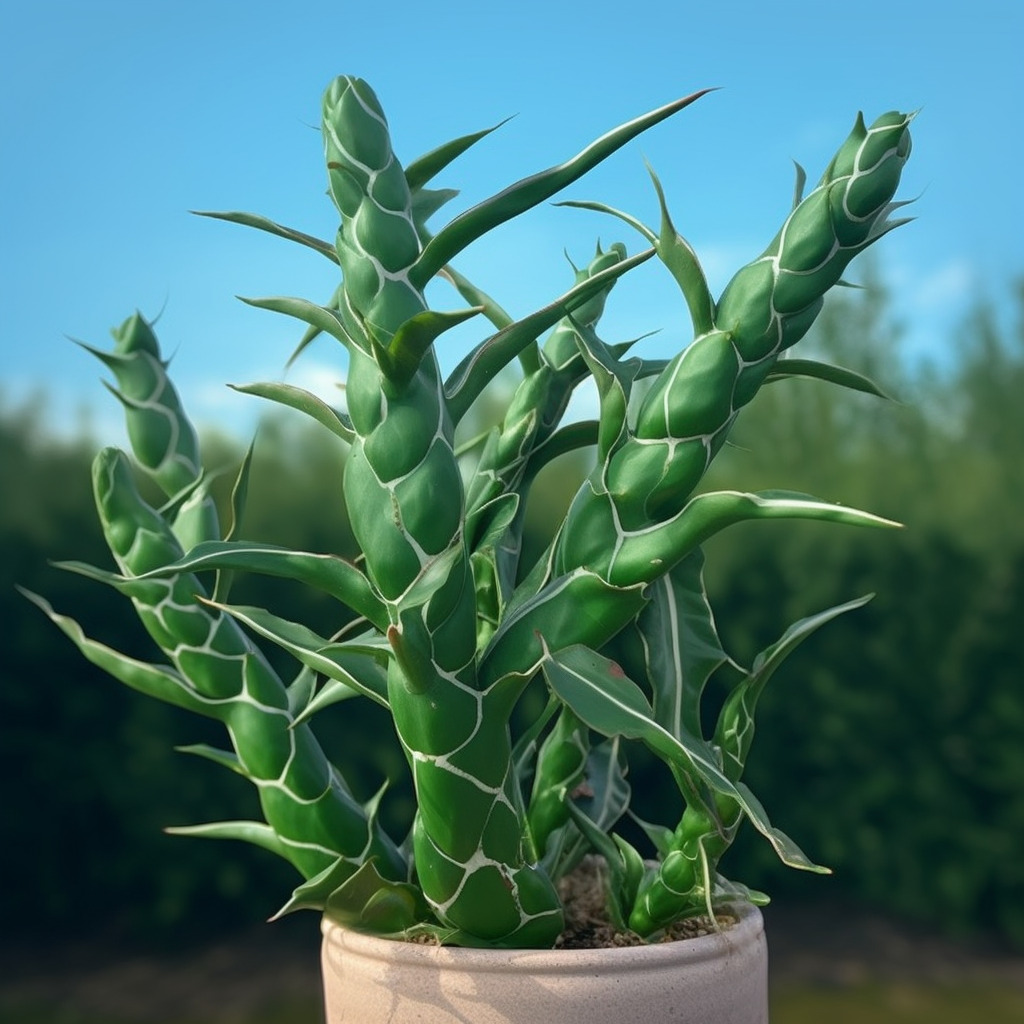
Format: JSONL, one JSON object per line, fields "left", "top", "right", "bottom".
{"left": 25, "top": 75, "right": 914, "bottom": 948}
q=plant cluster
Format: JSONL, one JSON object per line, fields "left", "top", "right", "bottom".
{"left": 26, "top": 76, "right": 913, "bottom": 948}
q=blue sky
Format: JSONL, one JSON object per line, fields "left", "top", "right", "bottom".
{"left": 2, "top": 0, "right": 1022, "bottom": 444}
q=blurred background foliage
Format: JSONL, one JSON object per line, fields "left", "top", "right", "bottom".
{"left": 2, "top": 262, "right": 1022, "bottom": 951}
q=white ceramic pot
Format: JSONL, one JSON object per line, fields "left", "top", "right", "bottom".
{"left": 321, "top": 901, "right": 768, "bottom": 1024}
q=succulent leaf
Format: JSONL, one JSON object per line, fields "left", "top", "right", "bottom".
{"left": 384, "top": 307, "right": 482, "bottom": 386}
{"left": 125, "top": 540, "right": 387, "bottom": 631}
{"left": 764, "top": 357, "right": 895, "bottom": 400}
{"left": 323, "top": 859, "right": 428, "bottom": 935}
{"left": 213, "top": 438, "right": 257, "bottom": 604}
{"left": 20, "top": 588, "right": 219, "bottom": 717}
{"left": 229, "top": 382, "right": 355, "bottom": 443}
{"left": 527, "top": 707, "right": 590, "bottom": 857}
{"left": 632, "top": 549, "right": 729, "bottom": 740}
{"left": 191, "top": 210, "right": 338, "bottom": 262}
{"left": 715, "top": 595, "right": 873, "bottom": 779}
{"left": 444, "top": 246, "right": 653, "bottom": 424}
{"left": 540, "top": 643, "right": 731, "bottom": 811}
{"left": 645, "top": 162, "right": 716, "bottom": 335}
{"left": 412, "top": 89, "right": 713, "bottom": 287}
{"left": 197, "top": 597, "right": 391, "bottom": 709}
{"left": 165, "top": 821, "right": 295, "bottom": 864}
{"left": 404, "top": 118, "right": 512, "bottom": 193}
{"left": 175, "top": 744, "right": 247, "bottom": 775}
{"left": 240, "top": 295, "right": 360, "bottom": 352}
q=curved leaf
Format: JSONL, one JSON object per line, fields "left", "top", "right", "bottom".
{"left": 635, "top": 549, "right": 728, "bottom": 740}
{"left": 19, "top": 588, "right": 222, "bottom": 718}
{"left": 192, "top": 210, "right": 338, "bottom": 262}
{"left": 383, "top": 306, "right": 482, "bottom": 385}
{"left": 439, "top": 264, "right": 515, "bottom": 332}
{"left": 715, "top": 594, "right": 873, "bottom": 777}
{"left": 465, "top": 492, "right": 520, "bottom": 555}
{"left": 571, "top": 317, "right": 641, "bottom": 463}
{"left": 199, "top": 598, "right": 390, "bottom": 709}
{"left": 645, "top": 162, "right": 715, "bottom": 335}
{"left": 445, "top": 247, "right": 654, "bottom": 424}
{"left": 611, "top": 489, "right": 902, "bottom": 587}
{"left": 272, "top": 854, "right": 357, "bottom": 919}
{"left": 239, "top": 295, "right": 358, "bottom": 352}
{"left": 121, "top": 541, "right": 388, "bottom": 631}
{"left": 324, "top": 859, "right": 427, "bottom": 935}
{"left": 175, "top": 743, "right": 247, "bottom": 776}
{"left": 541, "top": 641, "right": 828, "bottom": 874}
{"left": 230, "top": 381, "right": 354, "bottom": 443}
{"left": 286, "top": 284, "right": 343, "bottom": 367}
{"left": 556, "top": 198, "right": 655, "bottom": 244}
{"left": 214, "top": 438, "right": 257, "bottom": 603}
{"left": 404, "top": 118, "right": 512, "bottom": 192}
{"left": 165, "top": 820, "right": 294, "bottom": 863}
{"left": 560, "top": 180, "right": 716, "bottom": 338}
{"left": 540, "top": 642, "right": 730, "bottom": 803}
{"left": 765, "top": 357, "right": 896, "bottom": 400}
{"left": 412, "top": 89, "right": 711, "bottom": 287}
{"left": 522, "top": 420, "right": 599, "bottom": 479}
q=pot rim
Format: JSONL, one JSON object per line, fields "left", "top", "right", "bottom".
{"left": 321, "top": 900, "right": 763, "bottom": 974}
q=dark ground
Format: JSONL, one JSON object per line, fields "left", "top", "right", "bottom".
{"left": 2, "top": 902, "right": 1023, "bottom": 1023}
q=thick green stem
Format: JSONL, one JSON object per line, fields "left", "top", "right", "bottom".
{"left": 628, "top": 798, "right": 741, "bottom": 935}
{"left": 551, "top": 111, "right": 913, "bottom": 592}
{"left": 324, "top": 76, "right": 561, "bottom": 944}
{"left": 92, "top": 448, "right": 405, "bottom": 883}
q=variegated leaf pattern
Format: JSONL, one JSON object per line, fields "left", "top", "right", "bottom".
{"left": 31, "top": 76, "right": 913, "bottom": 946}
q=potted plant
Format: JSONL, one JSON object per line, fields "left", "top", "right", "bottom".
{"left": 25, "top": 74, "right": 913, "bottom": 1023}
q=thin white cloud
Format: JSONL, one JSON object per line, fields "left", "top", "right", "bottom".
{"left": 906, "top": 259, "right": 975, "bottom": 313}
{"left": 184, "top": 356, "right": 349, "bottom": 437}
{"left": 285, "top": 359, "right": 349, "bottom": 409}
{"left": 882, "top": 256, "right": 978, "bottom": 367}
{"left": 690, "top": 241, "right": 763, "bottom": 296}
